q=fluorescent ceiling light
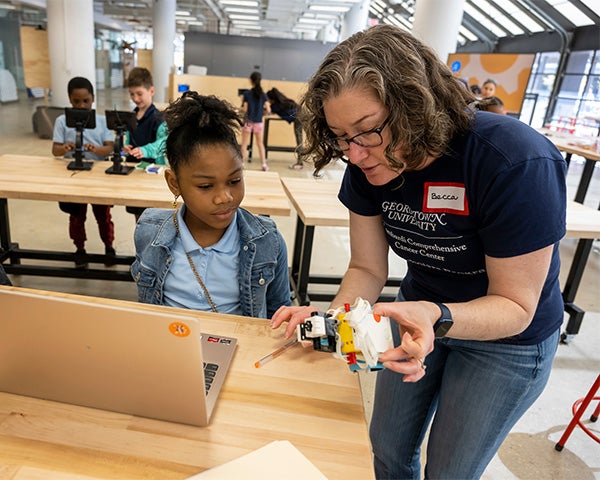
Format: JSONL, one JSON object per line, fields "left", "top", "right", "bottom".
{"left": 175, "top": 10, "right": 190, "bottom": 16}
{"left": 298, "top": 17, "right": 331, "bottom": 24}
{"left": 229, "top": 14, "right": 260, "bottom": 20}
{"left": 309, "top": 5, "right": 350, "bottom": 12}
{"left": 220, "top": 0, "right": 259, "bottom": 6}
{"left": 224, "top": 7, "right": 259, "bottom": 13}
{"left": 307, "top": 13, "right": 339, "bottom": 19}
{"left": 293, "top": 25, "right": 323, "bottom": 30}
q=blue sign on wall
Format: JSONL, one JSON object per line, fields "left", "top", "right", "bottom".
{"left": 451, "top": 61, "right": 462, "bottom": 73}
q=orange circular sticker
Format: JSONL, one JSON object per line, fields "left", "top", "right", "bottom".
{"left": 169, "top": 322, "right": 191, "bottom": 337}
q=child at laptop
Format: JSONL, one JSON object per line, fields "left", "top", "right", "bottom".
{"left": 52, "top": 76, "right": 116, "bottom": 268}
{"left": 131, "top": 91, "right": 291, "bottom": 319}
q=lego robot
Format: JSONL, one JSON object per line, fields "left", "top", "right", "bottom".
{"left": 296, "top": 298, "right": 394, "bottom": 372}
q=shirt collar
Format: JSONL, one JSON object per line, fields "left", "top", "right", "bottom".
{"left": 176, "top": 205, "right": 238, "bottom": 254}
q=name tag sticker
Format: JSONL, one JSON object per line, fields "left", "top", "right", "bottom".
{"left": 423, "top": 182, "right": 469, "bottom": 215}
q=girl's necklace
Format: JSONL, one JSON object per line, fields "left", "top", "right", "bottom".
{"left": 172, "top": 210, "right": 218, "bottom": 313}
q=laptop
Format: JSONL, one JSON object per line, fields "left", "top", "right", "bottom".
{"left": 0, "top": 288, "right": 237, "bottom": 427}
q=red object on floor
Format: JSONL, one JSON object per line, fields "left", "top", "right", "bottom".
{"left": 555, "top": 374, "right": 600, "bottom": 451}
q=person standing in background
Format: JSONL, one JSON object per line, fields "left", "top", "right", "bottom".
{"left": 240, "top": 71, "right": 270, "bottom": 171}
{"left": 266, "top": 87, "right": 304, "bottom": 170}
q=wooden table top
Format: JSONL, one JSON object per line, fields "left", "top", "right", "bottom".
{"left": 0, "top": 155, "right": 291, "bottom": 217}
{"left": 280, "top": 177, "right": 348, "bottom": 227}
{"left": 537, "top": 129, "right": 600, "bottom": 161}
{"left": 281, "top": 177, "right": 600, "bottom": 239}
{"left": 0, "top": 286, "right": 374, "bottom": 480}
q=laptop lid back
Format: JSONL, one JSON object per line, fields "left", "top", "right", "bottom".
{"left": 0, "top": 289, "right": 235, "bottom": 426}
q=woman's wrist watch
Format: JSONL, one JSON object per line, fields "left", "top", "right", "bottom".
{"left": 433, "top": 302, "right": 454, "bottom": 338}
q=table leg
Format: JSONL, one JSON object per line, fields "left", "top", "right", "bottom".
{"left": 561, "top": 238, "right": 594, "bottom": 342}
{"left": 290, "top": 216, "right": 304, "bottom": 284}
{"left": 0, "top": 198, "right": 11, "bottom": 253}
{"left": 264, "top": 118, "right": 270, "bottom": 159}
{"left": 574, "top": 159, "right": 595, "bottom": 204}
{"left": 292, "top": 217, "right": 315, "bottom": 305}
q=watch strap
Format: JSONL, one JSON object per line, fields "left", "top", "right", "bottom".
{"left": 433, "top": 302, "right": 453, "bottom": 338}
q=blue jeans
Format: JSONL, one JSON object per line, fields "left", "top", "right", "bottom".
{"left": 369, "top": 322, "right": 559, "bottom": 479}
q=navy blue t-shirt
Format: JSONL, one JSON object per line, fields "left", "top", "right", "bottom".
{"left": 243, "top": 90, "right": 268, "bottom": 123}
{"left": 339, "top": 112, "right": 567, "bottom": 344}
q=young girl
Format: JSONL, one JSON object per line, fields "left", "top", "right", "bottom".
{"left": 131, "top": 91, "right": 290, "bottom": 319}
{"left": 266, "top": 87, "right": 304, "bottom": 170}
{"left": 52, "top": 76, "right": 116, "bottom": 268}
{"left": 240, "top": 71, "right": 270, "bottom": 171}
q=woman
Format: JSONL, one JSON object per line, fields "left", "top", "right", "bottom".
{"left": 271, "top": 25, "right": 566, "bottom": 479}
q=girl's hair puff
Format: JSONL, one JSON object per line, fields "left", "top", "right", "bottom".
{"left": 163, "top": 91, "right": 243, "bottom": 173}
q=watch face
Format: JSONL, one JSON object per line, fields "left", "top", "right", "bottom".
{"left": 434, "top": 303, "right": 453, "bottom": 338}
{"left": 434, "top": 318, "right": 453, "bottom": 338}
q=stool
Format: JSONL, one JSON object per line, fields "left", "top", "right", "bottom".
{"left": 555, "top": 374, "right": 600, "bottom": 451}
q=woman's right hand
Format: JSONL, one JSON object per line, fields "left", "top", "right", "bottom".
{"left": 270, "top": 305, "right": 321, "bottom": 339}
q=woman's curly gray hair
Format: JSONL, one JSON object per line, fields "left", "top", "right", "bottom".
{"left": 298, "top": 24, "right": 475, "bottom": 175}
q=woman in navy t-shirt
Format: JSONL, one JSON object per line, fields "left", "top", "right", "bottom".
{"left": 271, "top": 25, "right": 567, "bottom": 479}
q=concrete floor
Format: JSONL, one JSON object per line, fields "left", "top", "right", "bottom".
{"left": 1, "top": 90, "right": 599, "bottom": 479}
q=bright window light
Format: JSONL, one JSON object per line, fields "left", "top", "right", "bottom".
{"left": 476, "top": 0, "right": 523, "bottom": 35}
{"left": 546, "top": 0, "right": 594, "bottom": 26}
{"left": 463, "top": 3, "right": 506, "bottom": 37}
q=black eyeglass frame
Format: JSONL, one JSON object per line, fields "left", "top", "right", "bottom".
{"left": 329, "top": 116, "right": 391, "bottom": 151}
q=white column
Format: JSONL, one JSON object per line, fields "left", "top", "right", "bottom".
{"left": 152, "top": 0, "right": 176, "bottom": 103}
{"left": 340, "top": 0, "right": 370, "bottom": 40}
{"left": 411, "top": 0, "right": 465, "bottom": 63}
{"left": 47, "top": 0, "right": 96, "bottom": 107}
{"left": 318, "top": 23, "right": 339, "bottom": 43}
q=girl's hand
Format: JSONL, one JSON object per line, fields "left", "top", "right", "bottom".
{"left": 270, "top": 305, "right": 321, "bottom": 339}
{"left": 372, "top": 301, "right": 437, "bottom": 382}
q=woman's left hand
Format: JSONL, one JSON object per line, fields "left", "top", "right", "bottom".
{"left": 372, "top": 301, "right": 437, "bottom": 382}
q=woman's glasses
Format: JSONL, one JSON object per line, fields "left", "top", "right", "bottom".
{"left": 329, "top": 116, "right": 390, "bottom": 151}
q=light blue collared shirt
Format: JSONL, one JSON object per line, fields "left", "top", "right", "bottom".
{"left": 163, "top": 205, "right": 242, "bottom": 314}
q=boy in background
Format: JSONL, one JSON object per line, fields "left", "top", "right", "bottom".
{"left": 52, "top": 76, "right": 116, "bottom": 268}
{"left": 122, "top": 67, "right": 167, "bottom": 221}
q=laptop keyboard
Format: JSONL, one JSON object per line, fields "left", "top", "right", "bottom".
{"left": 203, "top": 362, "right": 219, "bottom": 394}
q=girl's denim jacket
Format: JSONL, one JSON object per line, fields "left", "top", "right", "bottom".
{"left": 131, "top": 207, "right": 291, "bottom": 319}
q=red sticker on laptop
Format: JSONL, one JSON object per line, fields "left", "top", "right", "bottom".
{"left": 169, "top": 322, "right": 191, "bottom": 337}
{"left": 422, "top": 182, "right": 469, "bottom": 215}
